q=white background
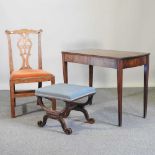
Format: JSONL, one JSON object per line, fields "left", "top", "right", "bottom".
{"left": 0, "top": 0, "right": 155, "bottom": 89}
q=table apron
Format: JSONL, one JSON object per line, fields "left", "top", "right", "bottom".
{"left": 63, "top": 54, "right": 117, "bottom": 68}
{"left": 122, "top": 56, "right": 147, "bottom": 69}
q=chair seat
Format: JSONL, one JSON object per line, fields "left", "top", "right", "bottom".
{"left": 11, "top": 69, "right": 54, "bottom": 80}
{"left": 35, "top": 83, "right": 96, "bottom": 101}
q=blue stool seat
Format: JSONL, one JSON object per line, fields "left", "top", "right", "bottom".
{"left": 35, "top": 83, "right": 96, "bottom": 101}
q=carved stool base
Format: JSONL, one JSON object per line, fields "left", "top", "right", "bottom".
{"left": 37, "top": 95, "right": 95, "bottom": 135}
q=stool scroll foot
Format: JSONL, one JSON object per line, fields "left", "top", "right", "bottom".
{"left": 38, "top": 115, "right": 48, "bottom": 127}
{"left": 64, "top": 128, "right": 72, "bottom": 135}
{"left": 86, "top": 118, "right": 95, "bottom": 124}
{"left": 74, "top": 106, "right": 95, "bottom": 124}
{"left": 58, "top": 117, "right": 72, "bottom": 135}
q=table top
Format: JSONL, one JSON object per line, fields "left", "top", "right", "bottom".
{"left": 62, "top": 49, "right": 150, "bottom": 59}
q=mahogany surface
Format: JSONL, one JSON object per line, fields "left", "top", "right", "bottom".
{"left": 62, "top": 49, "right": 150, "bottom": 126}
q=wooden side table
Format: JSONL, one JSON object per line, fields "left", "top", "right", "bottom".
{"left": 62, "top": 49, "right": 150, "bottom": 126}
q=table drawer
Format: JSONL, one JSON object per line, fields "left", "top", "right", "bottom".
{"left": 64, "top": 54, "right": 117, "bottom": 68}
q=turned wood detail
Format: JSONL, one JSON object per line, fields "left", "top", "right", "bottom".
{"left": 37, "top": 95, "right": 95, "bottom": 135}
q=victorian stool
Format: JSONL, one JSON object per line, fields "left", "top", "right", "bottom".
{"left": 35, "top": 83, "right": 96, "bottom": 135}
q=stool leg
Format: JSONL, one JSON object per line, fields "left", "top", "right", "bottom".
{"left": 74, "top": 106, "right": 95, "bottom": 124}
{"left": 37, "top": 94, "right": 95, "bottom": 134}
{"left": 63, "top": 102, "right": 71, "bottom": 118}
{"left": 37, "top": 96, "right": 72, "bottom": 135}
{"left": 51, "top": 99, "right": 56, "bottom": 110}
{"left": 38, "top": 114, "right": 48, "bottom": 127}
{"left": 58, "top": 117, "right": 72, "bottom": 135}
{"left": 64, "top": 111, "right": 71, "bottom": 118}
{"left": 69, "top": 95, "right": 95, "bottom": 124}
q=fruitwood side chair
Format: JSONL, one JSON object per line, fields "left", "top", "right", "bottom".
{"left": 5, "top": 29, "right": 56, "bottom": 118}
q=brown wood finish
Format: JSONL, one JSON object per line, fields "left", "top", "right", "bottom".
{"left": 144, "top": 55, "right": 149, "bottom": 118}
{"left": 62, "top": 53, "right": 68, "bottom": 83}
{"left": 37, "top": 94, "right": 95, "bottom": 135}
{"left": 63, "top": 53, "right": 117, "bottom": 68}
{"left": 117, "top": 60, "right": 123, "bottom": 126}
{"left": 62, "top": 49, "right": 150, "bottom": 126}
{"left": 89, "top": 65, "right": 93, "bottom": 87}
{"left": 5, "top": 29, "right": 56, "bottom": 118}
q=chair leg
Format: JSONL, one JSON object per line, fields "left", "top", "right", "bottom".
{"left": 10, "top": 82, "right": 16, "bottom": 118}
{"left": 51, "top": 79, "right": 56, "bottom": 110}
{"left": 38, "top": 82, "right": 42, "bottom": 88}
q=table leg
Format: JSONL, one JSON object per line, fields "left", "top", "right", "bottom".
{"left": 89, "top": 65, "right": 93, "bottom": 87}
{"left": 62, "top": 57, "right": 68, "bottom": 83}
{"left": 144, "top": 55, "right": 149, "bottom": 118}
{"left": 117, "top": 61, "right": 123, "bottom": 126}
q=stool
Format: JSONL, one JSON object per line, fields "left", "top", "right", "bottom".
{"left": 35, "top": 83, "right": 96, "bottom": 135}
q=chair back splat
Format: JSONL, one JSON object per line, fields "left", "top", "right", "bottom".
{"left": 5, "top": 29, "right": 43, "bottom": 73}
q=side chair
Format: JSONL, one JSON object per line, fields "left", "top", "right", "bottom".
{"left": 5, "top": 29, "right": 56, "bottom": 118}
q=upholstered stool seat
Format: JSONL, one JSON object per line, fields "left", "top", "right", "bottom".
{"left": 35, "top": 83, "right": 96, "bottom": 135}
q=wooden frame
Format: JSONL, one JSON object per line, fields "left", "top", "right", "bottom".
{"left": 37, "top": 94, "right": 95, "bottom": 135}
{"left": 5, "top": 29, "right": 56, "bottom": 118}
{"left": 62, "top": 50, "right": 150, "bottom": 126}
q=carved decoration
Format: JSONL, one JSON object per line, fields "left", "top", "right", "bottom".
{"left": 37, "top": 95, "right": 95, "bottom": 135}
{"left": 17, "top": 33, "right": 32, "bottom": 70}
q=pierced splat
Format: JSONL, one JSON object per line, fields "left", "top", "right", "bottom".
{"left": 17, "top": 33, "right": 32, "bottom": 70}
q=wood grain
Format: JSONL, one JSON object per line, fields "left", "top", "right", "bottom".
{"left": 6, "top": 29, "right": 55, "bottom": 118}
{"left": 62, "top": 49, "right": 150, "bottom": 126}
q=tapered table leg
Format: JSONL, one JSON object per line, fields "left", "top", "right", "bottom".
{"left": 89, "top": 65, "right": 93, "bottom": 87}
{"left": 144, "top": 55, "right": 149, "bottom": 118}
{"left": 62, "top": 54, "right": 68, "bottom": 83}
{"left": 117, "top": 61, "right": 123, "bottom": 126}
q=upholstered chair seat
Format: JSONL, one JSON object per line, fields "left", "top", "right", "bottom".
{"left": 11, "top": 69, "right": 54, "bottom": 81}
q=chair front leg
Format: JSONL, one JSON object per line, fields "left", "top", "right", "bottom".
{"left": 10, "top": 81, "right": 16, "bottom": 118}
